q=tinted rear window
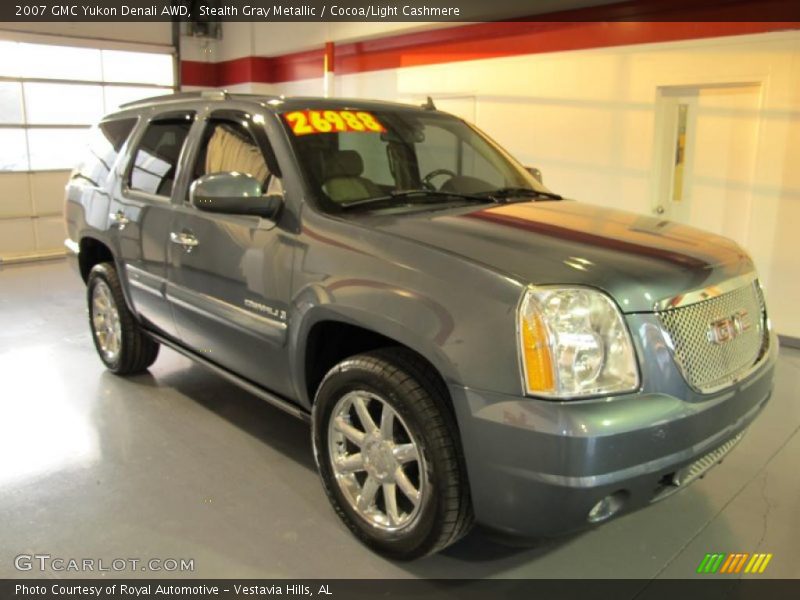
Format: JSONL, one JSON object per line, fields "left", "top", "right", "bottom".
{"left": 128, "top": 118, "right": 193, "bottom": 197}
{"left": 74, "top": 117, "right": 137, "bottom": 187}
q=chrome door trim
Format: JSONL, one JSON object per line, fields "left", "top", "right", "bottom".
{"left": 128, "top": 278, "right": 163, "bottom": 298}
{"left": 169, "top": 231, "right": 199, "bottom": 251}
{"left": 125, "top": 264, "right": 166, "bottom": 297}
{"left": 109, "top": 210, "right": 131, "bottom": 229}
{"left": 165, "top": 282, "right": 287, "bottom": 343}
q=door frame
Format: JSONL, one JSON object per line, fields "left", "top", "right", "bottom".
{"left": 650, "top": 80, "right": 766, "bottom": 227}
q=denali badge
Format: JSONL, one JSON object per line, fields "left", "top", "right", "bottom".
{"left": 244, "top": 298, "right": 287, "bottom": 321}
{"left": 707, "top": 310, "right": 751, "bottom": 345}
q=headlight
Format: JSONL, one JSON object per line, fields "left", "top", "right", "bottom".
{"left": 518, "top": 286, "right": 639, "bottom": 398}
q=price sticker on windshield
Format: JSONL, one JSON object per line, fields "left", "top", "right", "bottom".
{"left": 283, "top": 110, "right": 386, "bottom": 136}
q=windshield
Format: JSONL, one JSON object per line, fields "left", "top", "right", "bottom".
{"left": 281, "top": 108, "right": 553, "bottom": 212}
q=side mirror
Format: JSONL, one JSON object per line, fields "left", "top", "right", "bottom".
{"left": 189, "top": 172, "right": 282, "bottom": 220}
{"left": 525, "top": 166, "right": 543, "bottom": 184}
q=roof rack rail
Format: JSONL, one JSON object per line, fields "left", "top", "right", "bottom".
{"left": 119, "top": 90, "right": 229, "bottom": 109}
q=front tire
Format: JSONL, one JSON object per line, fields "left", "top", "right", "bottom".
{"left": 312, "top": 348, "right": 473, "bottom": 559}
{"left": 87, "top": 262, "right": 159, "bottom": 375}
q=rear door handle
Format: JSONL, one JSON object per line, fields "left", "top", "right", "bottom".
{"left": 109, "top": 210, "right": 130, "bottom": 229}
{"left": 170, "top": 231, "right": 199, "bottom": 252}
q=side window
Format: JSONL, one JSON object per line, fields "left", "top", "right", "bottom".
{"left": 128, "top": 117, "right": 192, "bottom": 197}
{"left": 74, "top": 117, "right": 137, "bottom": 187}
{"left": 195, "top": 119, "right": 270, "bottom": 186}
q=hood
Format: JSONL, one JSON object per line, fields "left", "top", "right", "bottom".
{"left": 361, "top": 201, "right": 753, "bottom": 313}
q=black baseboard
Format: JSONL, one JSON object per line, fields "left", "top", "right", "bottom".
{"left": 778, "top": 335, "right": 800, "bottom": 350}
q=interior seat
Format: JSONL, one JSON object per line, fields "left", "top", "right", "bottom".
{"left": 321, "top": 150, "right": 381, "bottom": 203}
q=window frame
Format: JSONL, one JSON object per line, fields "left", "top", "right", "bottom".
{"left": 182, "top": 109, "right": 283, "bottom": 205}
{"left": 122, "top": 111, "right": 196, "bottom": 204}
{"left": 70, "top": 115, "right": 139, "bottom": 190}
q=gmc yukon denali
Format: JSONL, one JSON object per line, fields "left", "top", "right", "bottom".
{"left": 64, "top": 91, "right": 777, "bottom": 559}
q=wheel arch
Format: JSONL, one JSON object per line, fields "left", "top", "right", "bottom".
{"left": 290, "top": 299, "right": 461, "bottom": 411}
{"left": 78, "top": 235, "right": 139, "bottom": 319}
{"left": 78, "top": 235, "right": 115, "bottom": 282}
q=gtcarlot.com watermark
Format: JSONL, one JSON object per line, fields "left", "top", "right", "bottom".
{"left": 15, "top": 554, "right": 195, "bottom": 573}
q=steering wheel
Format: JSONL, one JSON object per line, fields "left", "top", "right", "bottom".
{"left": 422, "top": 168, "right": 457, "bottom": 190}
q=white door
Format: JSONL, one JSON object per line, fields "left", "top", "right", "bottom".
{"left": 653, "top": 84, "right": 761, "bottom": 247}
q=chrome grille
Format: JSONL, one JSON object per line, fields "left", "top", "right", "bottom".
{"left": 657, "top": 280, "right": 767, "bottom": 393}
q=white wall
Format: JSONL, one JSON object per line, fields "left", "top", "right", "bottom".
{"left": 0, "top": 24, "right": 174, "bottom": 262}
{"left": 257, "top": 30, "right": 800, "bottom": 337}
{"left": 0, "top": 22, "right": 172, "bottom": 46}
{"left": 180, "top": 21, "right": 454, "bottom": 64}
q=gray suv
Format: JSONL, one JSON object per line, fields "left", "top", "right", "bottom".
{"left": 65, "top": 91, "right": 777, "bottom": 559}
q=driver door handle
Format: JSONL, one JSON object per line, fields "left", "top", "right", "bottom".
{"left": 170, "top": 231, "right": 199, "bottom": 252}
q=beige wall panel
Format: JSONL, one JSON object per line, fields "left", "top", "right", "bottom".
{"left": 0, "top": 218, "right": 36, "bottom": 257}
{"left": 0, "top": 173, "right": 32, "bottom": 219}
{"left": 30, "top": 171, "right": 70, "bottom": 216}
{"left": 34, "top": 215, "right": 65, "bottom": 253}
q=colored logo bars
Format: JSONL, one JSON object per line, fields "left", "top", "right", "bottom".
{"left": 697, "top": 552, "right": 773, "bottom": 574}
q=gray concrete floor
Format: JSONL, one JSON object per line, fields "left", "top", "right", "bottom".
{"left": 0, "top": 259, "right": 798, "bottom": 579}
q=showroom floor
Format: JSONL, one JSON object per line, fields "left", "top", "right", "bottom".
{"left": 0, "top": 259, "right": 798, "bottom": 580}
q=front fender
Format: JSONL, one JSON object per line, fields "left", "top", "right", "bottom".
{"left": 287, "top": 282, "right": 462, "bottom": 408}
{"left": 287, "top": 208, "right": 531, "bottom": 406}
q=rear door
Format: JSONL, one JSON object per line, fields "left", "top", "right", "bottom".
{"left": 113, "top": 112, "right": 194, "bottom": 339}
{"left": 166, "top": 109, "right": 295, "bottom": 396}
{"left": 66, "top": 116, "right": 137, "bottom": 252}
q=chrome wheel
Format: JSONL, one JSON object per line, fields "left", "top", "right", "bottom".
{"left": 328, "top": 390, "right": 426, "bottom": 531}
{"left": 91, "top": 280, "right": 122, "bottom": 363}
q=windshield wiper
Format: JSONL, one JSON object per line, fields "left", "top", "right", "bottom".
{"left": 340, "top": 189, "right": 494, "bottom": 209}
{"left": 479, "top": 187, "right": 563, "bottom": 201}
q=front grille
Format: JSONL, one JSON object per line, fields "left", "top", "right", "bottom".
{"left": 657, "top": 280, "right": 768, "bottom": 393}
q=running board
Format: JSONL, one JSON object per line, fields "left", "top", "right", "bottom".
{"left": 148, "top": 332, "right": 311, "bottom": 423}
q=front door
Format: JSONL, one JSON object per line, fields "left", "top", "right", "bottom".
{"left": 166, "top": 110, "right": 294, "bottom": 397}
{"left": 653, "top": 83, "right": 761, "bottom": 248}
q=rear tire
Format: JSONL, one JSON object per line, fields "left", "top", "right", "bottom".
{"left": 312, "top": 347, "right": 473, "bottom": 560}
{"left": 87, "top": 262, "right": 159, "bottom": 375}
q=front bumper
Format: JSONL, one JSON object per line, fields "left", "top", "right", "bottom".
{"left": 449, "top": 332, "right": 778, "bottom": 538}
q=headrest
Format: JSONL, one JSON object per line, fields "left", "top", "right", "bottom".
{"left": 323, "top": 150, "right": 364, "bottom": 180}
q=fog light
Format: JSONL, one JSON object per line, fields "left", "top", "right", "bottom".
{"left": 587, "top": 492, "right": 626, "bottom": 523}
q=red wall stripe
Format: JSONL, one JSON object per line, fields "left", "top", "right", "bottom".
{"left": 181, "top": 18, "right": 799, "bottom": 87}
{"left": 271, "top": 48, "right": 325, "bottom": 82}
{"left": 333, "top": 21, "right": 795, "bottom": 75}
{"left": 324, "top": 42, "right": 335, "bottom": 74}
{"left": 181, "top": 49, "right": 324, "bottom": 88}
{"left": 181, "top": 59, "right": 218, "bottom": 87}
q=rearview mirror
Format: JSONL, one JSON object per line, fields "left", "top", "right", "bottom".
{"left": 189, "top": 172, "right": 282, "bottom": 220}
{"left": 525, "top": 166, "right": 543, "bottom": 184}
